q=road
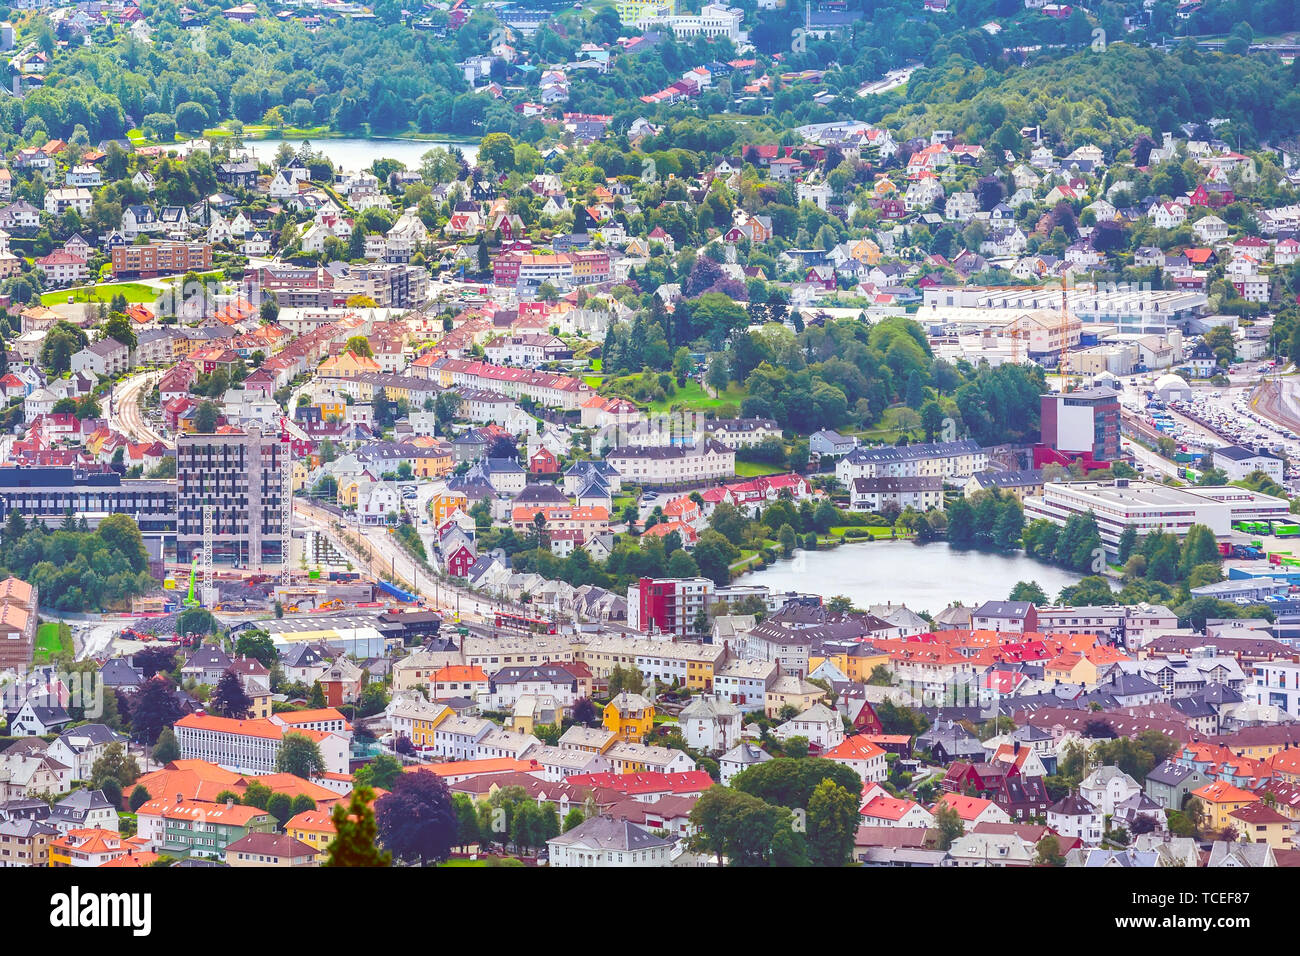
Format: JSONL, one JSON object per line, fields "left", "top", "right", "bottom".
{"left": 294, "top": 498, "right": 503, "bottom": 623}
{"left": 111, "top": 371, "right": 172, "bottom": 447}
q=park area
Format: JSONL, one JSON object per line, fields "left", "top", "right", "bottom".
{"left": 33, "top": 621, "right": 73, "bottom": 663}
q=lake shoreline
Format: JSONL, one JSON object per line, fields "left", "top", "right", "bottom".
{"left": 735, "top": 538, "right": 1083, "bottom": 613}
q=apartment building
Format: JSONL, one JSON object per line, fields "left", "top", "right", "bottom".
{"left": 111, "top": 242, "right": 213, "bottom": 278}
{"left": 177, "top": 424, "right": 285, "bottom": 567}
{"left": 430, "top": 357, "right": 594, "bottom": 409}
{"left": 605, "top": 439, "right": 735, "bottom": 487}
{"left": 627, "top": 576, "right": 714, "bottom": 638}
{"left": 836, "top": 439, "right": 987, "bottom": 485}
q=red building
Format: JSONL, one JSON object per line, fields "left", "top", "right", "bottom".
{"left": 528, "top": 447, "right": 558, "bottom": 475}
{"left": 445, "top": 543, "right": 475, "bottom": 578}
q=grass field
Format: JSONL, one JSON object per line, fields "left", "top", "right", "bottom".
{"left": 42, "top": 281, "right": 161, "bottom": 306}
{"left": 734, "top": 460, "right": 785, "bottom": 478}
{"left": 646, "top": 381, "right": 747, "bottom": 414}
{"left": 33, "top": 622, "right": 72, "bottom": 663}
{"left": 828, "top": 525, "right": 909, "bottom": 539}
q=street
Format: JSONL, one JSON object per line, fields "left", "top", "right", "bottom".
{"left": 110, "top": 370, "right": 171, "bottom": 448}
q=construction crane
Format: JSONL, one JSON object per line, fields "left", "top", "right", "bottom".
{"left": 1059, "top": 278, "right": 1073, "bottom": 382}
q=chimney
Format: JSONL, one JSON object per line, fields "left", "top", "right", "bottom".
{"left": 175, "top": 793, "right": 182, "bottom": 803}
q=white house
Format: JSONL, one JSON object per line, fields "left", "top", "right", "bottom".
{"left": 774, "top": 702, "right": 844, "bottom": 751}
{"left": 1047, "top": 791, "right": 1104, "bottom": 844}
{"left": 546, "top": 815, "right": 674, "bottom": 867}
{"left": 678, "top": 695, "right": 742, "bottom": 753}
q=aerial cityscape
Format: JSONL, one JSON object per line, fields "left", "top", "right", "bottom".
{"left": 0, "top": 0, "right": 1297, "bottom": 890}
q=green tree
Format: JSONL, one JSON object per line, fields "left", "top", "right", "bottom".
{"left": 806, "top": 779, "right": 858, "bottom": 867}
{"left": 152, "top": 726, "right": 180, "bottom": 764}
{"left": 1035, "top": 834, "right": 1066, "bottom": 866}
{"left": 934, "top": 803, "right": 965, "bottom": 850}
{"left": 194, "top": 400, "right": 220, "bottom": 433}
{"left": 90, "top": 742, "right": 140, "bottom": 791}
{"left": 324, "top": 786, "right": 391, "bottom": 867}
{"left": 276, "top": 732, "right": 325, "bottom": 779}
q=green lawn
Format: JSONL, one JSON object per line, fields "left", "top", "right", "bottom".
{"left": 34, "top": 621, "right": 72, "bottom": 663}
{"left": 828, "top": 525, "right": 908, "bottom": 539}
{"left": 42, "top": 281, "right": 160, "bottom": 306}
{"left": 734, "top": 460, "right": 785, "bottom": 478}
{"left": 646, "top": 381, "right": 747, "bottom": 414}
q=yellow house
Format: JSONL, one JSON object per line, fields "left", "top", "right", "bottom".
{"left": 1192, "top": 781, "right": 1260, "bottom": 832}
{"left": 1228, "top": 802, "right": 1294, "bottom": 850}
{"left": 603, "top": 692, "right": 654, "bottom": 742}
{"left": 431, "top": 492, "right": 469, "bottom": 524}
{"left": 319, "top": 350, "right": 381, "bottom": 378}
{"left": 291, "top": 459, "right": 310, "bottom": 493}
{"left": 316, "top": 400, "right": 346, "bottom": 421}
{"left": 411, "top": 707, "right": 452, "bottom": 748}
{"left": 337, "top": 476, "right": 363, "bottom": 508}
{"left": 1043, "top": 653, "right": 1099, "bottom": 686}
{"left": 808, "top": 647, "right": 891, "bottom": 684}
{"left": 845, "top": 237, "right": 882, "bottom": 266}
{"left": 765, "top": 675, "right": 827, "bottom": 718}
{"left": 412, "top": 445, "right": 454, "bottom": 478}
{"left": 286, "top": 809, "right": 336, "bottom": 862}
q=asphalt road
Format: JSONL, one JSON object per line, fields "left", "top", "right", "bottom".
{"left": 111, "top": 370, "right": 171, "bottom": 447}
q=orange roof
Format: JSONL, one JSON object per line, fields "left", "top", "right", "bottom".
{"left": 823, "top": 735, "right": 887, "bottom": 762}
{"left": 287, "top": 809, "right": 337, "bottom": 835}
{"left": 934, "top": 793, "right": 1000, "bottom": 821}
{"left": 432, "top": 665, "right": 488, "bottom": 683}
{"left": 175, "top": 713, "right": 286, "bottom": 740}
{"left": 860, "top": 794, "right": 925, "bottom": 821}
{"left": 408, "top": 757, "right": 543, "bottom": 778}
{"left": 277, "top": 707, "right": 350, "bottom": 727}
{"left": 99, "top": 850, "right": 160, "bottom": 867}
{"left": 134, "top": 760, "right": 246, "bottom": 803}
{"left": 136, "top": 797, "right": 271, "bottom": 826}
{"left": 1192, "top": 780, "right": 1260, "bottom": 805}
{"left": 1269, "top": 750, "right": 1300, "bottom": 776}
{"left": 51, "top": 828, "right": 126, "bottom": 856}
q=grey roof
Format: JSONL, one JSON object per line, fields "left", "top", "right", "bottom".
{"left": 548, "top": 814, "right": 674, "bottom": 852}
{"left": 56, "top": 724, "right": 126, "bottom": 750}
{"left": 1048, "top": 792, "right": 1099, "bottom": 817}
{"left": 1145, "top": 759, "right": 1200, "bottom": 786}
{"left": 1215, "top": 444, "right": 1282, "bottom": 463}
{"left": 184, "top": 645, "right": 233, "bottom": 670}
{"left": 721, "top": 742, "right": 772, "bottom": 766}
{"left": 853, "top": 476, "right": 942, "bottom": 493}
{"left": 970, "top": 469, "right": 1043, "bottom": 489}
{"left": 0, "top": 818, "right": 58, "bottom": 838}
{"left": 99, "top": 657, "right": 143, "bottom": 687}
{"left": 843, "top": 438, "right": 982, "bottom": 465}
{"left": 50, "top": 788, "right": 115, "bottom": 821}
{"left": 973, "top": 601, "right": 1034, "bottom": 619}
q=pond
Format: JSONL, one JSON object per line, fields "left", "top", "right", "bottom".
{"left": 736, "top": 540, "right": 1083, "bottom": 615}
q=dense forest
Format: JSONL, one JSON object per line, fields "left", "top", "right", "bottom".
{"left": 8, "top": 0, "right": 1300, "bottom": 151}
{"left": 0, "top": 512, "right": 155, "bottom": 611}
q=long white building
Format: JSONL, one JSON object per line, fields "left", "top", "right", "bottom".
{"left": 604, "top": 439, "right": 735, "bottom": 486}
{"left": 1022, "top": 479, "right": 1290, "bottom": 554}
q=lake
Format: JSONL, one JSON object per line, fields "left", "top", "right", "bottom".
{"left": 736, "top": 540, "right": 1083, "bottom": 615}
{"left": 240, "top": 137, "right": 480, "bottom": 174}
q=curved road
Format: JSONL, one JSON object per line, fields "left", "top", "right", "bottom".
{"left": 112, "top": 371, "right": 172, "bottom": 447}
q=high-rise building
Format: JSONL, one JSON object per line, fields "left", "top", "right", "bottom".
{"left": 177, "top": 424, "right": 284, "bottom": 567}
{"left": 1038, "top": 387, "right": 1120, "bottom": 465}
{"left": 627, "top": 577, "right": 714, "bottom": 638}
